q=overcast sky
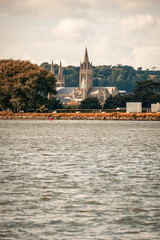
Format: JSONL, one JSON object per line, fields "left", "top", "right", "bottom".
{"left": 0, "top": 0, "right": 160, "bottom": 69}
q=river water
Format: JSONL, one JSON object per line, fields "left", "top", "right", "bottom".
{"left": 0, "top": 120, "right": 160, "bottom": 240}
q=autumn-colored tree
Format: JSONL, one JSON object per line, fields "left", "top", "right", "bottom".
{"left": 0, "top": 59, "right": 57, "bottom": 111}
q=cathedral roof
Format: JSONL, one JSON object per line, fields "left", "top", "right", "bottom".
{"left": 88, "top": 87, "right": 118, "bottom": 95}
{"left": 66, "top": 101, "right": 80, "bottom": 106}
{"left": 57, "top": 87, "right": 75, "bottom": 94}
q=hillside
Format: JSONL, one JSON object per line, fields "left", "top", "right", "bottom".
{"left": 40, "top": 63, "right": 160, "bottom": 92}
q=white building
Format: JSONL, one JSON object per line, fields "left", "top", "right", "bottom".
{"left": 126, "top": 102, "right": 142, "bottom": 113}
{"left": 151, "top": 102, "right": 160, "bottom": 112}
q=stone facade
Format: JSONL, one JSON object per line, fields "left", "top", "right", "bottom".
{"left": 53, "top": 48, "right": 118, "bottom": 103}
{"left": 51, "top": 60, "right": 65, "bottom": 88}
{"left": 79, "top": 48, "right": 93, "bottom": 99}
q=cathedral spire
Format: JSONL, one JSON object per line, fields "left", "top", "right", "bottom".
{"left": 50, "top": 60, "right": 55, "bottom": 74}
{"left": 83, "top": 47, "right": 89, "bottom": 63}
{"left": 56, "top": 61, "right": 65, "bottom": 87}
{"left": 79, "top": 48, "right": 93, "bottom": 98}
{"left": 58, "top": 61, "right": 62, "bottom": 75}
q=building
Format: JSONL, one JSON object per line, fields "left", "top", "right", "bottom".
{"left": 151, "top": 102, "right": 160, "bottom": 112}
{"left": 126, "top": 102, "right": 142, "bottom": 113}
{"left": 51, "top": 60, "right": 65, "bottom": 88}
{"left": 79, "top": 48, "right": 93, "bottom": 99}
{"left": 52, "top": 48, "right": 118, "bottom": 103}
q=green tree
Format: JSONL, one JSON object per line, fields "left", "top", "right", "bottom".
{"left": 40, "top": 61, "right": 160, "bottom": 93}
{"left": 103, "top": 79, "right": 160, "bottom": 109}
{"left": 63, "top": 66, "right": 79, "bottom": 87}
{"left": 133, "top": 80, "right": 160, "bottom": 107}
{"left": 103, "top": 95, "right": 116, "bottom": 109}
{"left": 47, "top": 97, "right": 63, "bottom": 110}
{"left": 104, "top": 94, "right": 133, "bottom": 109}
{"left": 0, "top": 59, "right": 57, "bottom": 111}
{"left": 79, "top": 97, "right": 101, "bottom": 109}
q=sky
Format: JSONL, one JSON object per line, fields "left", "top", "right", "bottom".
{"left": 0, "top": 0, "right": 160, "bottom": 69}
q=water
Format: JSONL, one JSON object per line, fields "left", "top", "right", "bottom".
{"left": 0, "top": 120, "right": 160, "bottom": 240}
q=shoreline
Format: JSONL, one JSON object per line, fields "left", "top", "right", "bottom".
{"left": 0, "top": 112, "right": 160, "bottom": 121}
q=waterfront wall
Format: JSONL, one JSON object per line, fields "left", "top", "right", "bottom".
{"left": 0, "top": 112, "right": 160, "bottom": 121}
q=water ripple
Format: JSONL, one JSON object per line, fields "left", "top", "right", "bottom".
{"left": 0, "top": 120, "right": 160, "bottom": 239}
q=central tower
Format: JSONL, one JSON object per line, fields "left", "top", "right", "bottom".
{"left": 79, "top": 48, "right": 93, "bottom": 99}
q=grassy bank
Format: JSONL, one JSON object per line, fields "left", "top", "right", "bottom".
{"left": 0, "top": 111, "right": 160, "bottom": 121}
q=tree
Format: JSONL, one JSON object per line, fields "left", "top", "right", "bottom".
{"left": 47, "top": 97, "right": 63, "bottom": 110}
{"left": 103, "top": 94, "right": 133, "bottom": 109}
{"left": 63, "top": 66, "right": 79, "bottom": 87}
{"left": 79, "top": 97, "right": 101, "bottom": 109}
{"left": 103, "top": 95, "right": 116, "bottom": 109}
{"left": 0, "top": 59, "right": 57, "bottom": 111}
{"left": 104, "top": 79, "right": 160, "bottom": 109}
{"left": 40, "top": 61, "right": 160, "bottom": 93}
{"left": 152, "top": 67, "right": 156, "bottom": 71}
{"left": 133, "top": 80, "right": 160, "bottom": 107}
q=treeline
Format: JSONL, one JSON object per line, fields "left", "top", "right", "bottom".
{"left": 40, "top": 62, "right": 160, "bottom": 92}
{"left": 1, "top": 59, "right": 160, "bottom": 112}
{"left": 76, "top": 80, "right": 160, "bottom": 109}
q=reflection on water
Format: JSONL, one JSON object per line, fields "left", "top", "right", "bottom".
{"left": 0, "top": 120, "right": 160, "bottom": 239}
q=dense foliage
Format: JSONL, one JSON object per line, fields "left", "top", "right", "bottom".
{"left": 64, "top": 66, "right": 79, "bottom": 87}
{"left": 47, "top": 97, "right": 63, "bottom": 111}
{"left": 133, "top": 80, "right": 160, "bottom": 107}
{"left": 1, "top": 60, "right": 159, "bottom": 112}
{"left": 104, "top": 80, "right": 160, "bottom": 108}
{"left": 40, "top": 63, "right": 79, "bottom": 87}
{"left": 40, "top": 62, "right": 160, "bottom": 92}
{"left": 79, "top": 97, "right": 101, "bottom": 109}
{"left": 103, "top": 95, "right": 132, "bottom": 109}
{"left": 0, "top": 59, "right": 57, "bottom": 111}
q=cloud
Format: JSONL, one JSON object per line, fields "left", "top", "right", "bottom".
{"left": 0, "top": 0, "right": 160, "bottom": 70}
{"left": 114, "top": 0, "right": 160, "bottom": 11}
{"left": 133, "top": 47, "right": 160, "bottom": 69}
{"left": 45, "top": 18, "right": 93, "bottom": 41}
{"left": 120, "top": 14, "right": 155, "bottom": 32}
{"left": 91, "top": 37, "right": 133, "bottom": 66}
{"left": 1, "top": 0, "right": 160, "bottom": 19}
{"left": 1, "top": 41, "right": 36, "bottom": 63}
{"left": 0, "top": 0, "right": 94, "bottom": 18}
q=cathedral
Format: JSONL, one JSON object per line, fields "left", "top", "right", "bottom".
{"left": 52, "top": 48, "right": 118, "bottom": 103}
{"left": 51, "top": 60, "right": 65, "bottom": 87}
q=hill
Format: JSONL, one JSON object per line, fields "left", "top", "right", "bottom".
{"left": 40, "top": 63, "right": 160, "bottom": 92}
